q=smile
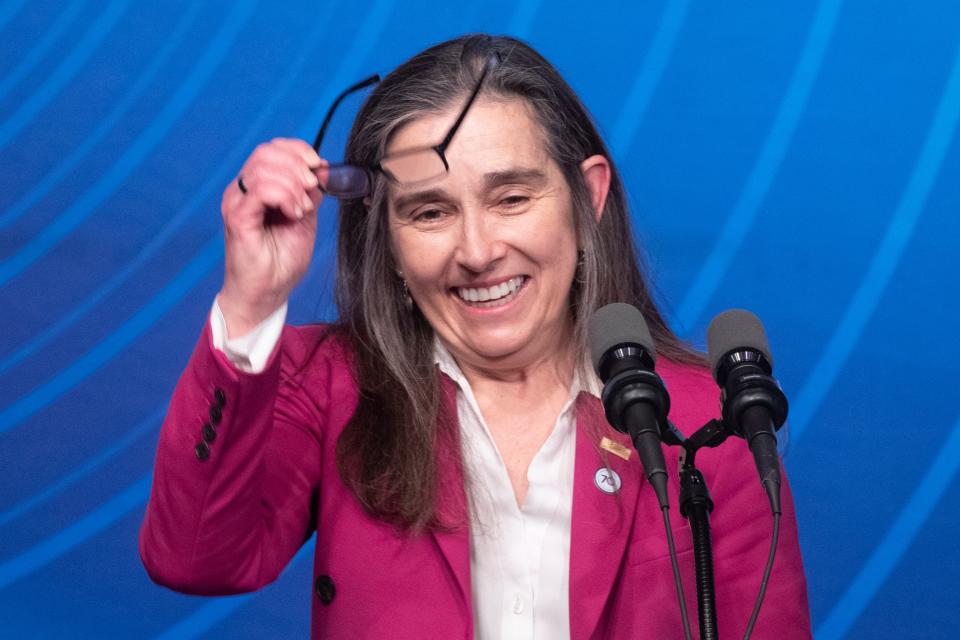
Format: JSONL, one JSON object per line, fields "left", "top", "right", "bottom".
{"left": 455, "top": 276, "right": 527, "bottom": 308}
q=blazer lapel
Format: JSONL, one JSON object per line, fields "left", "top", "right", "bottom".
{"left": 429, "top": 374, "right": 472, "bottom": 625}
{"left": 569, "top": 393, "right": 643, "bottom": 640}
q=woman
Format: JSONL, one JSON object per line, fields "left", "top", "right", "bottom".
{"left": 140, "top": 35, "right": 810, "bottom": 638}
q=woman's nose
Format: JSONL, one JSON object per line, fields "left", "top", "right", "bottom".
{"left": 453, "top": 209, "right": 505, "bottom": 273}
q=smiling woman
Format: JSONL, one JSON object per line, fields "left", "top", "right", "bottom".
{"left": 139, "top": 34, "right": 812, "bottom": 639}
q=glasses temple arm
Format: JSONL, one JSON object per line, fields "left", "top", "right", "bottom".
{"left": 437, "top": 55, "right": 499, "bottom": 152}
{"left": 312, "top": 73, "right": 381, "bottom": 151}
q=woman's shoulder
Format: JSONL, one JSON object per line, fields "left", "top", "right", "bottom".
{"left": 278, "top": 322, "right": 356, "bottom": 379}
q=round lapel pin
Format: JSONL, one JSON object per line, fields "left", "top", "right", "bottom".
{"left": 594, "top": 467, "right": 621, "bottom": 494}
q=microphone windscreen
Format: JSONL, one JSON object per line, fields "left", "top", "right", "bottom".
{"left": 706, "top": 309, "right": 773, "bottom": 377}
{"left": 588, "top": 303, "right": 656, "bottom": 372}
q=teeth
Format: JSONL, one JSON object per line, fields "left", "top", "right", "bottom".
{"left": 457, "top": 277, "right": 525, "bottom": 305}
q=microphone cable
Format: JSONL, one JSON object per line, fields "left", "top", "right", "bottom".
{"left": 742, "top": 512, "right": 781, "bottom": 639}
{"left": 662, "top": 506, "right": 694, "bottom": 640}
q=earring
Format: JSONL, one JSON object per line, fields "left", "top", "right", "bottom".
{"left": 401, "top": 278, "right": 413, "bottom": 310}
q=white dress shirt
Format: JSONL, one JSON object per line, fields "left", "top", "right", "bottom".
{"left": 210, "top": 300, "right": 601, "bottom": 639}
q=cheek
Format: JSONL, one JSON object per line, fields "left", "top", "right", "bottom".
{"left": 390, "top": 227, "right": 451, "bottom": 287}
{"left": 521, "top": 210, "right": 580, "bottom": 273}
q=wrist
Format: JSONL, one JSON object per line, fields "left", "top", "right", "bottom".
{"left": 216, "top": 288, "right": 287, "bottom": 339}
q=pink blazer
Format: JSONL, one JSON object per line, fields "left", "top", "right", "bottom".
{"left": 140, "top": 323, "right": 811, "bottom": 639}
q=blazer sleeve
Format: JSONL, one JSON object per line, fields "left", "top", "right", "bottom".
{"left": 706, "top": 441, "right": 812, "bottom": 638}
{"left": 139, "top": 320, "right": 332, "bottom": 595}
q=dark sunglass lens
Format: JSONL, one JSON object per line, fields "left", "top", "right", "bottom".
{"left": 325, "top": 166, "right": 370, "bottom": 199}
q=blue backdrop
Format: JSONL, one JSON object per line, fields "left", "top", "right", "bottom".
{"left": 2, "top": 1, "right": 958, "bottom": 637}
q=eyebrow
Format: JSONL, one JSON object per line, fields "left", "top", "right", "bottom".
{"left": 483, "top": 167, "right": 548, "bottom": 189}
{"left": 390, "top": 167, "right": 549, "bottom": 213}
{"left": 392, "top": 188, "right": 453, "bottom": 215}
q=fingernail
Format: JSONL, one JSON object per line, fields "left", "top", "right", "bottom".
{"left": 305, "top": 171, "right": 319, "bottom": 187}
{"left": 295, "top": 206, "right": 304, "bottom": 219}
{"left": 301, "top": 194, "right": 313, "bottom": 210}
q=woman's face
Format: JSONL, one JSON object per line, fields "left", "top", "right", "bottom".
{"left": 386, "top": 97, "right": 583, "bottom": 371}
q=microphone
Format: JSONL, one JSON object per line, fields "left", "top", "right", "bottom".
{"left": 706, "top": 310, "right": 788, "bottom": 515}
{"left": 589, "top": 303, "right": 680, "bottom": 509}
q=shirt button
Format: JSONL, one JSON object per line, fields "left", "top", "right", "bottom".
{"left": 512, "top": 595, "right": 524, "bottom": 614}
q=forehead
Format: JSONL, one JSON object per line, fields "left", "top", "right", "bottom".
{"left": 385, "top": 97, "right": 551, "bottom": 181}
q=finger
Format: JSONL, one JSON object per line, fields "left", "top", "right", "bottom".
{"left": 226, "top": 171, "right": 306, "bottom": 227}
{"left": 250, "top": 142, "right": 323, "bottom": 192}
{"left": 313, "top": 162, "right": 330, "bottom": 191}
{"left": 243, "top": 163, "right": 314, "bottom": 211}
{"left": 270, "top": 137, "right": 323, "bottom": 168}
{"left": 252, "top": 181, "right": 307, "bottom": 221}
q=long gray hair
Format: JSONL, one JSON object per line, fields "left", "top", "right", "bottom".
{"left": 333, "top": 34, "right": 702, "bottom": 530}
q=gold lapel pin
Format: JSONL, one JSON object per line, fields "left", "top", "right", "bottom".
{"left": 600, "top": 436, "right": 632, "bottom": 461}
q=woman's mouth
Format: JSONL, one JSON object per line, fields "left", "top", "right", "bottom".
{"left": 454, "top": 276, "right": 528, "bottom": 309}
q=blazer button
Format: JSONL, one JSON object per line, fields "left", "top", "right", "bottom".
{"left": 209, "top": 404, "right": 222, "bottom": 425}
{"left": 201, "top": 422, "right": 216, "bottom": 444}
{"left": 315, "top": 575, "right": 335, "bottom": 605}
{"left": 195, "top": 441, "right": 210, "bottom": 461}
{"left": 213, "top": 388, "right": 226, "bottom": 408}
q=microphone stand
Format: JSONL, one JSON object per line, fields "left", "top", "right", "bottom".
{"left": 677, "top": 419, "right": 730, "bottom": 640}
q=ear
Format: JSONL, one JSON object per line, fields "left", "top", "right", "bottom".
{"left": 580, "top": 154, "right": 611, "bottom": 222}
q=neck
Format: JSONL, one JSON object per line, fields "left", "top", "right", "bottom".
{"left": 446, "top": 323, "right": 580, "bottom": 405}
{"left": 460, "top": 345, "right": 575, "bottom": 391}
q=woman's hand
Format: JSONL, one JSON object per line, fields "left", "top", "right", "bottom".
{"left": 217, "top": 138, "right": 326, "bottom": 338}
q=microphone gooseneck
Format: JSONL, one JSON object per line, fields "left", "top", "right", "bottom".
{"left": 589, "top": 303, "right": 693, "bottom": 640}
{"left": 588, "top": 303, "right": 673, "bottom": 509}
{"left": 707, "top": 309, "right": 788, "bottom": 515}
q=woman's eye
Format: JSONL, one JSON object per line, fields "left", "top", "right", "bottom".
{"left": 413, "top": 208, "right": 445, "bottom": 223}
{"left": 499, "top": 195, "right": 529, "bottom": 208}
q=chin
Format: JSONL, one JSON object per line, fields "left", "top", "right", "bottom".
{"left": 460, "top": 327, "right": 536, "bottom": 361}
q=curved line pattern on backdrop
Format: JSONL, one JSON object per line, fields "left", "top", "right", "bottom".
{"left": 0, "top": 2, "right": 203, "bottom": 231}
{"left": 0, "top": 0, "right": 395, "bottom": 596}
{"left": 794, "top": 40, "right": 960, "bottom": 637}
{"left": 0, "top": 0, "right": 128, "bottom": 152}
{"left": 789, "top": 40, "right": 960, "bottom": 444}
{"left": 3, "top": 5, "right": 954, "bottom": 637}
{"left": 0, "top": 406, "right": 164, "bottom": 526}
{"left": 0, "top": 0, "right": 344, "bottom": 525}
{"left": 673, "top": 0, "right": 843, "bottom": 331}
{"left": 0, "top": 0, "right": 255, "bottom": 288}
{"left": 0, "top": 0, "right": 27, "bottom": 34}
{"left": 0, "top": 8, "right": 216, "bottom": 372}
{"left": 0, "top": 0, "right": 258, "bottom": 427}
{"left": 609, "top": 0, "right": 689, "bottom": 161}
{"left": 0, "top": 473, "right": 151, "bottom": 589}
{"left": 506, "top": 0, "right": 542, "bottom": 38}
{"left": 815, "top": 414, "right": 960, "bottom": 639}
{"left": 0, "top": 233, "right": 222, "bottom": 435}
{"left": 0, "top": 236, "right": 222, "bottom": 588}
{"left": 0, "top": 0, "right": 86, "bottom": 104}
{"left": 0, "top": 0, "right": 361, "bottom": 430}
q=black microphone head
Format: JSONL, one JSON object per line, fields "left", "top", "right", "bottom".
{"left": 588, "top": 303, "right": 656, "bottom": 374}
{"left": 706, "top": 309, "right": 773, "bottom": 381}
